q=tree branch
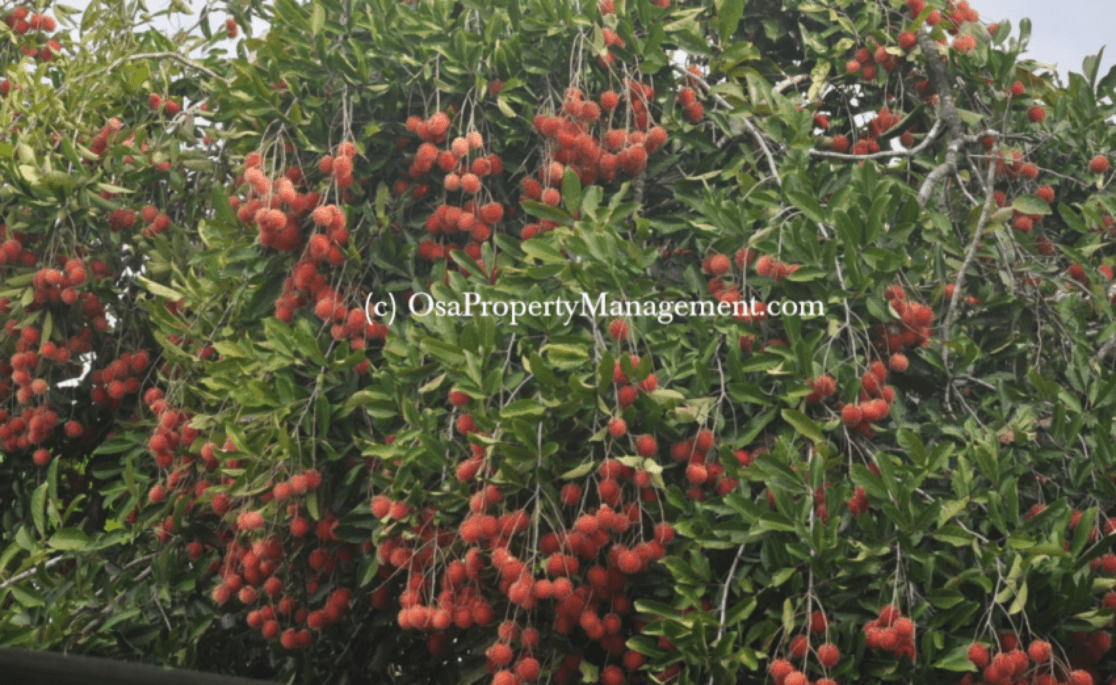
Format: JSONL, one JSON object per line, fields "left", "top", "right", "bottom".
{"left": 941, "top": 140, "right": 1000, "bottom": 382}
{"left": 773, "top": 74, "right": 808, "bottom": 94}
{"left": 809, "top": 118, "right": 943, "bottom": 161}
{"left": 915, "top": 30, "right": 967, "bottom": 207}
{"left": 0, "top": 555, "right": 68, "bottom": 589}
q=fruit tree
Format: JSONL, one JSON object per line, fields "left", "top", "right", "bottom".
{"left": 3, "top": 0, "right": 1116, "bottom": 684}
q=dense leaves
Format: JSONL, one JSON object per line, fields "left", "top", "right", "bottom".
{"left": 3, "top": 0, "right": 1116, "bottom": 684}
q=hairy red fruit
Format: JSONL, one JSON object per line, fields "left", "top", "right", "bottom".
{"left": 1090, "top": 155, "right": 1110, "bottom": 174}
{"left": 601, "top": 665, "right": 625, "bottom": 685}
{"left": 1068, "top": 670, "right": 1093, "bottom": 685}
{"left": 487, "top": 642, "right": 514, "bottom": 667}
{"left": 515, "top": 657, "right": 541, "bottom": 681}
{"left": 1027, "top": 639, "right": 1051, "bottom": 662}
{"left": 608, "top": 318, "right": 629, "bottom": 340}
{"left": 967, "top": 643, "right": 989, "bottom": 668}
{"left": 840, "top": 404, "right": 862, "bottom": 426}
{"left": 607, "top": 417, "right": 627, "bottom": 438}
{"left": 817, "top": 643, "right": 840, "bottom": 668}
{"left": 789, "top": 634, "right": 809, "bottom": 658}
{"left": 704, "top": 253, "right": 731, "bottom": 275}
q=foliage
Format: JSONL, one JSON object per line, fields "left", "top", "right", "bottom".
{"left": 2, "top": 0, "right": 1116, "bottom": 684}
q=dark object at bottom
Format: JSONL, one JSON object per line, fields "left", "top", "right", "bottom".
{"left": 0, "top": 647, "right": 275, "bottom": 685}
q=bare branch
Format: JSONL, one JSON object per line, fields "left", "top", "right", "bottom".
{"left": 0, "top": 555, "right": 68, "bottom": 589}
{"left": 918, "top": 130, "right": 1000, "bottom": 207}
{"left": 773, "top": 74, "right": 809, "bottom": 94}
{"left": 941, "top": 140, "right": 1000, "bottom": 378}
{"left": 914, "top": 29, "right": 968, "bottom": 208}
{"left": 809, "top": 118, "right": 944, "bottom": 161}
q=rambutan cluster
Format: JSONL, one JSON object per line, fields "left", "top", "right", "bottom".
{"left": 267, "top": 469, "right": 323, "bottom": 505}
{"left": 827, "top": 106, "right": 905, "bottom": 156}
{"left": 406, "top": 111, "right": 453, "bottom": 145}
{"left": 670, "top": 429, "right": 736, "bottom": 499}
{"left": 612, "top": 354, "right": 658, "bottom": 409}
{"left": 0, "top": 351, "right": 59, "bottom": 451}
{"left": 306, "top": 204, "right": 349, "bottom": 266}
{"left": 3, "top": 7, "right": 56, "bottom": 34}
{"left": 863, "top": 605, "right": 916, "bottom": 659}
{"left": 845, "top": 41, "right": 897, "bottom": 82}
{"left": 317, "top": 140, "right": 357, "bottom": 190}
{"left": 229, "top": 151, "right": 319, "bottom": 253}
{"left": 699, "top": 249, "right": 771, "bottom": 326}
{"left": 525, "top": 83, "right": 665, "bottom": 202}
{"left": 209, "top": 516, "right": 358, "bottom": 650}
{"left": 805, "top": 374, "right": 837, "bottom": 403}
{"left": 455, "top": 441, "right": 490, "bottom": 483}
{"left": 366, "top": 414, "right": 679, "bottom": 683}
{"left": 22, "top": 258, "right": 92, "bottom": 312}
{"left": 773, "top": 622, "right": 843, "bottom": 684}
{"left": 3, "top": 7, "right": 60, "bottom": 60}
{"left": 873, "top": 284, "right": 934, "bottom": 353}
{"left": 274, "top": 258, "right": 387, "bottom": 353}
{"left": 392, "top": 111, "right": 461, "bottom": 200}
{"left": 594, "top": 27, "right": 625, "bottom": 68}
{"left": 847, "top": 486, "right": 869, "bottom": 514}
{"left": 838, "top": 359, "right": 895, "bottom": 439}
{"left": 964, "top": 633, "right": 1099, "bottom": 685}
{"left": 148, "top": 93, "right": 181, "bottom": 116}
{"left": 0, "top": 228, "right": 39, "bottom": 268}
{"left": 678, "top": 66, "right": 705, "bottom": 123}
{"left": 404, "top": 127, "right": 505, "bottom": 268}
{"left": 1065, "top": 630, "right": 1111, "bottom": 671}
{"left": 755, "top": 254, "right": 801, "bottom": 281}
{"left": 522, "top": 82, "right": 663, "bottom": 218}
{"left": 142, "top": 388, "right": 199, "bottom": 471}
{"left": 90, "top": 351, "right": 149, "bottom": 407}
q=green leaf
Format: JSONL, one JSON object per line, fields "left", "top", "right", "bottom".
{"left": 1012, "top": 195, "right": 1052, "bottom": 215}
{"left": 717, "top": 0, "right": 745, "bottom": 43}
{"left": 520, "top": 200, "right": 572, "bottom": 224}
{"left": 562, "top": 167, "right": 581, "bottom": 213}
{"left": 500, "top": 400, "right": 546, "bottom": 419}
{"left": 137, "top": 275, "right": 185, "bottom": 302}
{"left": 47, "top": 528, "right": 89, "bottom": 551}
{"left": 10, "top": 584, "right": 45, "bottom": 608}
{"left": 781, "top": 409, "right": 825, "bottom": 443}
{"left": 786, "top": 190, "right": 826, "bottom": 224}
{"left": 310, "top": 2, "right": 325, "bottom": 36}
{"left": 934, "top": 644, "right": 978, "bottom": 672}
{"left": 30, "top": 483, "right": 47, "bottom": 538}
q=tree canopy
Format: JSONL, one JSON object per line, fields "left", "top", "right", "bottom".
{"left": 3, "top": 1, "right": 1116, "bottom": 684}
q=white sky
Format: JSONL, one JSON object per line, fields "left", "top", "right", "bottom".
{"left": 978, "top": 0, "right": 1111, "bottom": 81}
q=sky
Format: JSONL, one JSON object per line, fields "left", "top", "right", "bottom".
{"left": 977, "top": 0, "right": 1112, "bottom": 81}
